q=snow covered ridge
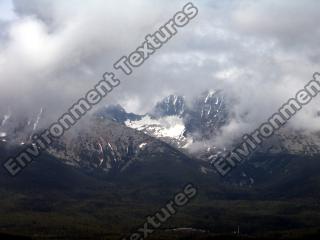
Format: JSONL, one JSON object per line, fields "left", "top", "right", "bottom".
{"left": 98, "top": 90, "right": 228, "bottom": 150}
{"left": 125, "top": 115, "right": 192, "bottom": 148}
{"left": 98, "top": 88, "right": 320, "bottom": 164}
{"left": 125, "top": 115, "right": 185, "bottom": 139}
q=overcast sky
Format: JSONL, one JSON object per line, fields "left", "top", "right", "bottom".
{"left": 0, "top": 0, "right": 320, "bottom": 143}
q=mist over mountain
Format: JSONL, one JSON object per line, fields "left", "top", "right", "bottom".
{"left": 1, "top": 0, "right": 320, "bottom": 239}
{"left": 0, "top": 0, "right": 320, "bottom": 146}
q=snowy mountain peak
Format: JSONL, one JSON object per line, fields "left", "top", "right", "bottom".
{"left": 125, "top": 115, "right": 191, "bottom": 148}
{"left": 152, "top": 94, "right": 185, "bottom": 117}
{"left": 95, "top": 91, "right": 229, "bottom": 149}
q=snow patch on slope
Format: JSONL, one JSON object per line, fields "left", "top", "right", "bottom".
{"left": 139, "top": 142, "right": 147, "bottom": 149}
{"left": 1, "top": 112, "right": 11, "bottom": 127}
{"left": 33, "top": 108, "right": 43, "bottom": 131}
{"left": 126, "top": 115, "right": 185, "bottom": 139}
{"left": 125, "top": 115, "right": 192, "bottom": 147}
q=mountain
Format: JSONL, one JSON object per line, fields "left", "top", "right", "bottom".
{"left": 2, "top": 90, "right": 320, "bottom": 186}
{"left": 2, "top": 93, "right": 320, "bottom": 239}
{"left": 152, "top": 94, "right": 186, "bottom": 117}
{"left": 98, "top": 90, "right": 320, "bottom": 156}
{"left": 47, "top": 118, "right": 207, "bottom": 178}
{"left": 183, "top": 90, "right": 228, "bottom": 140}
{"left": 148, "top": 90, "right": 229, "bottom": 141}
{"left": 95, "top": 90, "right": 320, "bottom": 187}
{"left": 98, "top": 90, "right": 228, "bottom": 149}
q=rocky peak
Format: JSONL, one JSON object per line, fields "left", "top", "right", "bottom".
{"left": 152, "top": 94, "right": 185, "bottom": 118}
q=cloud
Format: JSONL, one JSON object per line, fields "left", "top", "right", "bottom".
{"left": 0, "top": 0, "right": 319, "bottom": 144}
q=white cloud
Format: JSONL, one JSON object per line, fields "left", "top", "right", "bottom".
{"left": 0, "top": 0, "right": 319, "bottom": 143}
